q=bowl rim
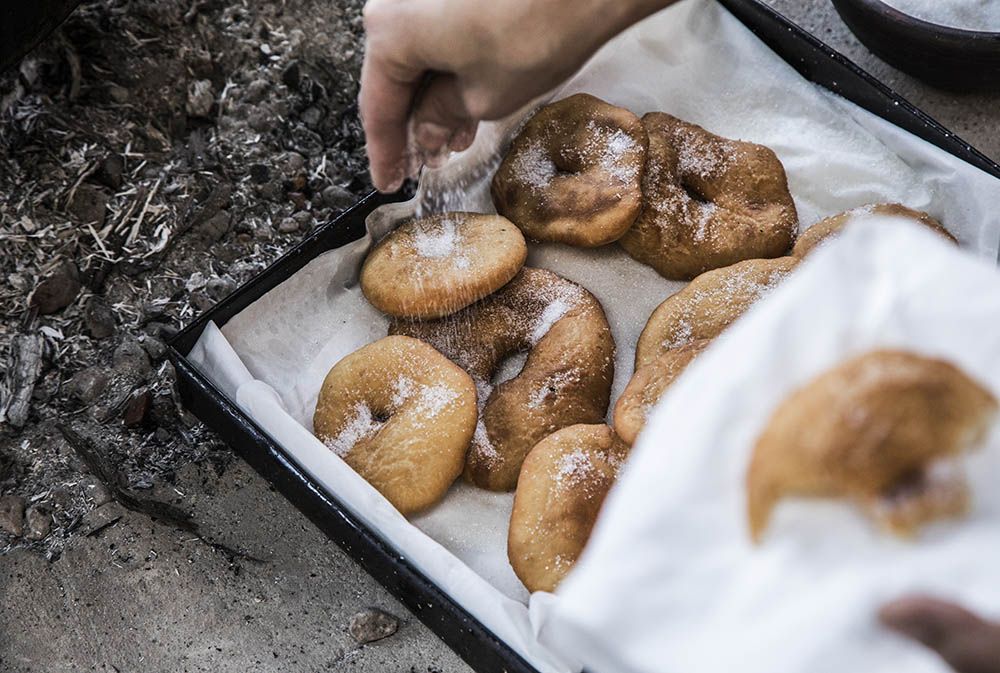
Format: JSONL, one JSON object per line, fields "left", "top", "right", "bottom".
{"left": 841, "top": 0, "right": 1000, "bottom": 40}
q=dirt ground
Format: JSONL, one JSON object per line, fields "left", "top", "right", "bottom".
{"left": 1, "top": 0, "right": 999, "bottom": 671}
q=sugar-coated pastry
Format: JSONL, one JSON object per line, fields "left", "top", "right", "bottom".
{"left": 619, "top": 113, "right": 797, "bottom": 280}
{"left": 792, "top": 203, "right": 955, "bottom": 258}
{"left": 747, "top": 350, "right": 997, "bottom": 542}
{"left": 390, "top": 268, "right": 615, "bottom": 491}
{"left": 361, "top": 212, "right": 527, "bottom": 319}
{"left": 635, "top": 256, "right": 797, "bottom": 369}
{"left": 508, "top": 424, "right": 629, "bottom": 593}
{"left": 613, "top": 339, "right": 710, "bottom": 445}
{"left": 313, "top": 335, "right": 477, "bottom": 514}
{"left": 491, "top": 93, "right": 647, "bottom": 248}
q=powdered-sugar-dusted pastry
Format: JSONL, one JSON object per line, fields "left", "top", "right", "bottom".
{"left": 620, "top": 112, "right": 797, "bottom": 280}
{"left": 747, "top": 350, "right": 997, "bottom": 542}
{"left": 793, "top": 203, "right": 954, "bottom": 258}
{"left": 313, "top": 336, "right": 477, "bottom": 514}
{"left": 635, "top": 256, "right": 797, "bottom": 369}
{"left": 361, "top": 212, "right": 527, "bottom": 319}
{"left": 491, "top": 93, "right": 647, "bottom": 247}
{"left": 509, "top": 424, "right": 629, "bottom": 593}
{"left": 390, "top": 268, "right": 615, "bottom": 491}
{"left": 614, "top": 339, "right": 710, "bottom": 445}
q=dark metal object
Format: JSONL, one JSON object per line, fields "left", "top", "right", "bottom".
{"left": 168, "top": 3, "right": 1000, "bottom": 673}
{"left": 1, "top": 1, "right": 83, "bottom": 73}
{"left": 829, "top": 0, "right": 1000, "bottom": 91}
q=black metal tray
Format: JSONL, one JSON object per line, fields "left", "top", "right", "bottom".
{"left": 168, "top": 2, "right": 1000, "bottom": 672}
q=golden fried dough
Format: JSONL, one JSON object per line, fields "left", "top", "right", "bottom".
{"left": 509, "top": 424, "right": 629, "bottom": 593}
{"left": 614, "top": 339, "right": 710, "bottom": 445}
{"left": 491, "top": 93, "right": 647, "bottom": 247}
{"left": 620, "top": 113, "right": 797, "bottom": 280}
{"left": 747, "top": 350, "right": 997, "bottom": 542}
{"left": 361, "top": 212, "right": 527, "bottom": 319}
{"left": 793, "top": 203, "right": 955, "bottom": 258}
{"left": 635, "top": 257, "right": 797, "bottom": 369}
{"left": 313, "top": 335, "right": 477, "bottom": 514}
{"left": 390, "top": 268, "right": 615, "bottom": 491}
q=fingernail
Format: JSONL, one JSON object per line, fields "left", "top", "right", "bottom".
{"left": 449, "top": 127, "right": 476, "bottom": 152}
{"left": 414, "top": 121, "right": 453, "bottom": 150}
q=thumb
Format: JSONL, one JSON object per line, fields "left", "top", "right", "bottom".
{"left": 409, "top": 74, "right": 479, "bottom": 168}
{"left": 880, "top": 595, "right": 1000, "bottom": 673}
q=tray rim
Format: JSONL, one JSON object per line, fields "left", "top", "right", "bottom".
{"left": 168, "top": 2, "right": 1000, "bottom": 672}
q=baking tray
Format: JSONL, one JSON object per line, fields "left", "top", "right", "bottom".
{"left": 167, "top": 2, "right": 1000, "bottom": 672}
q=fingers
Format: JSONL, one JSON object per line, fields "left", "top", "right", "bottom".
{"left": 880, "top": 596, "right": 1000, "bottom": 673}
{"left": 409, "top": 74, "right": 478, "bottom": 168}
{"left": 359, "top": 49, "right": 422, "bottom": 192}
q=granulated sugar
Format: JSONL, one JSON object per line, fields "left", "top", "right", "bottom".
{"left": 324, "top": 402, "right": 380, "bottom": 457}
{"left": 554, "top": 447, "right": 595, "bottom": 488}
{"left": 676, "top": 130, "right": 732, "bottom": 179}
{"left": 882, "top": 0, "right": 1000, "bottom": 30}
{"left": 510, "top": 141, "right": 557, "bottom": 191}
{"left": 412, "top": 218, "right": 459, "bottom": 258}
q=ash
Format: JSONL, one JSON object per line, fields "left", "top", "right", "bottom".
{"left": 0, "top": 0, "right": 371, "bottom": 559}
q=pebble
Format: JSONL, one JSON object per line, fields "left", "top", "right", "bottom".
{"left": 348, "top": 609, "right": 400, "bottom": 644}
{"left": 96, "top": 155, "right": 124, "bottom": 190}
{"left": 143, "top": 321, "right": 178, "bottom": 340}
{"left": 0, "top": 495, "right": 26, "bottom": 537}
{"left": 123, "top": 390, "right": 152, "bottom": 427}
{"left": 278, "top": 217, "right": 299, "bottom": 233}
{"left": 84, "top": 295, "right": 116, "bottom": 339}
{"left": 69, "top": 184, "right": 109, "bottom": 226}
{"left": 24, "top": 506, "right": 51, "bottom": 541}
{"left": 283, "top": 152, "right": 306, "bottom": 174}
{"left": 249, "top": 163, "right": 270, "bottom": 184}
{"left": 321, "top": 185, "right": 354, "bottom": 209}
{"left": 205, "top": 276, "right": 237, "bottom": 300}
{"left": 31, "top": 261, "right": 82, "bottom": 314}
{"left": 288, "top": 192, "right": 308, "bottom": 211}
{"left": 113, "top": 338, "right": 152, "bottom": 378}
{"left": 108, "top": 84, "right": 130, "bottom": 103}
{"left": 301, "top": 106, "right": 323, "bottom": 128}
{"left": 80, "top": 475, "right": 112, "bottom": 507}
{"left": 139, "top": 335, "right": 167, "bottom": 360}
{"left": 195, "top": 210, "right": 232, "bottom": 242}
{"left": 248, "top": 110, "right": 271, "bottom": 133}
{"left": 69, "top": 366, "right": 110, "bottom": 404}
{"left": 245, "top": 78, "right": 269, "bottom": 103}
{"left": 281, "top": 61, "right": 301, "bottom": 89}
{"left": 186, "top": 79, "right": 215, "bottom": 118}
{"left": 292, "top": 210, "right": 312, "bottom": 228}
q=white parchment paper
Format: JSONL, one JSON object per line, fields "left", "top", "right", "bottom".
{"left": 538, "top": 218, "right": 1000, "bottom": 673}
{"left": 187, "top": 0, "right": 1000, "bottom": 670}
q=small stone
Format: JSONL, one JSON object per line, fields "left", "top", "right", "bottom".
{"left": 69, "top": 366, "right": 109, "bottom": 404}
{"left": 24, "top": 506, "right": 51, "bottom": 540}
{"left": 108, "top": 84, "right": 130, "bottom": 103}
{"left": 143, "top": 321, "right": 178, "bottom": 340}
{"left": 195, "top": 210, "right": 231, "bottom": 242}
{"left": 281, "top": 61, "right": 301, "bottom": 89}
{"left": 348, "top": 609, "right": 399, "bottom": 644}
{"left": 301, "top": 106, "right": 323, "bottom": 128}
{"left": 31, "top": 261, "right": 81, "bottom": 314}
{"left": 96, "top": 155, "right": 124, "bottom": 190}
{"left": 253, "top": 223, "right": 274, "bottom": 241}
{"left": 113, "top": 338, "right": 152, "bottom": 378}
{"left": 248, "top": 110, "right": 271, "bottom": 133}
{"left": 191, "top": 292, "right": 215, "bottom": 311}
{"left": 123, "top": 390, "right": 152, "bottom": 427}
{"left": 321, "top": 185, "right": 354, "bottom": 209}
{"left": 80, "top": 475, "right": 112, "bottom": 507}
{"left": 287, "top": 174, "right": 308, "bottom": 192}
{"left": 186, "top": 79, "right": 215, "bottom": 118}
{"left": 249, "top": 163, "right": 270, "bottom": 184}
{"left": 283, "top": 152, "right": 306, "bottom": 174}
{"left": 292, "top": 211, "right": 312, "bottom": 228}
{"left": 0, "top": 495, "right": 26, "bottom": 537}
{"left": 205, "top": 276, "right": 237, "bottom": 300}
{"left": 78, "top": 502, "right": 125, "bottom": 537}
{"left": 245, "top": 78, "right": 269, "bottom": 103}
{"left": 278, "top": 217, "right": 299, "bottom": 233}
{"left": 288, "top": 192, "right": 308, "bottom": 211}
{"left": 84, "top": 295, "right": 116, "bottom": 339}
{"left": 139, "top": 335, "right": 167, "bottom": 360}
{"left": 69, "top": 184, "right": 109, "bottom": 226}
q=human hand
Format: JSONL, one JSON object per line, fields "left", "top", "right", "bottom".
{"left": 880, "top": 595, "right": 1000, "bottom": 673}
{"left": 359, "top": 0, "right": 673, "bottom": 191}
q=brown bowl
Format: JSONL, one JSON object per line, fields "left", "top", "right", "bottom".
{"left": 831, "top": 0, "right": 1000, "bottom": 91}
